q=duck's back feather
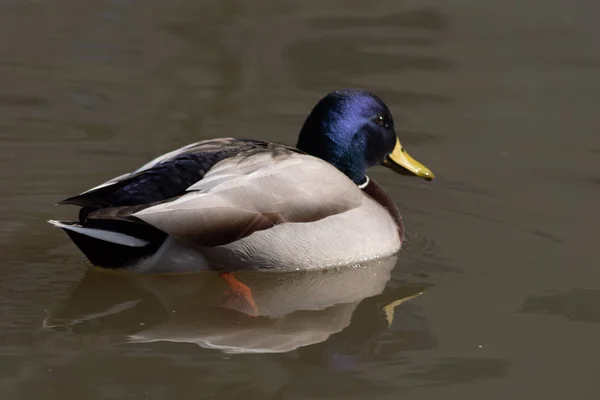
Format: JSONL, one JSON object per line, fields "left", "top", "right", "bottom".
{"left": 59, "top": 138, "right": 301, "bottom": 211}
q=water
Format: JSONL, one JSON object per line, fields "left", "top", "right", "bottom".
{"left": 1, "top": 0, "right": 599, "bottom": 398}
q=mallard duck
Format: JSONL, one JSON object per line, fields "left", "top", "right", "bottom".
{"left": 49, "top": 89, "right": 434, "bottom": 272}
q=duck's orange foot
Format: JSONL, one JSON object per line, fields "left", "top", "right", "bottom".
{"left": 219, "top": 272, "right": 258, "bottom": 317}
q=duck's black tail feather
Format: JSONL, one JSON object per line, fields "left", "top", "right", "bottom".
{"left": 48, "top": 220, "right": 167, "bottom": 269}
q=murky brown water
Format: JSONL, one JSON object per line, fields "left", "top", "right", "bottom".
{"left": 1, "top": 0, "right": 599, "bottom": 398}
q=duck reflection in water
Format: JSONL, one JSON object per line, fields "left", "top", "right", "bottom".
{"left": 45, "top": 255, "right": 428, "bottom": 359}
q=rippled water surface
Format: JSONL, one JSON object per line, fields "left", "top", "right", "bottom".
{"left": 1, "top": 0, "right": 599, "bottom": 398}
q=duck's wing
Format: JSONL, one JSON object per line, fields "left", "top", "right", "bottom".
{"left": 122, "top": 149, "right": 364, "bottom": 247}
{"left": 59, "top": 138, "right": 300, "bottom": 211}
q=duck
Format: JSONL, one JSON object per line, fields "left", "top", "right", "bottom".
{"left": 49, "top": 89, "right": 434, "bottom": 273}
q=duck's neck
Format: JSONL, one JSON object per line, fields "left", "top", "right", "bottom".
{"left": 297, "top": 137, "right": 367, "bottom": 184}
{"left": 360, "top": 176, "right": 405, "bottom": 242}
{"left": 297, "top": 109, "right": 369, "bottom": 184}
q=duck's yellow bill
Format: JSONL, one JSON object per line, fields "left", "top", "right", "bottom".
{"left": 383, "top": 139, "right": 435, "bottom": 181}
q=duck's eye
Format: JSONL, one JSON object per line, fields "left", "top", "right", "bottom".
{"left": 375, "top": 115, "right": 390, "bottom": 128}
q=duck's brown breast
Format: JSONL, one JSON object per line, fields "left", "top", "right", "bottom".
{"left": 361, "top": 177, "right": 405, "bottom": 243}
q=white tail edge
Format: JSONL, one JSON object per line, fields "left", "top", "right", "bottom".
{"left": 48, "top": 220, "right": 150, "bottom": 247}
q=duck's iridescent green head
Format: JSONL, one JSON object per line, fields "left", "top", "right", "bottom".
{"left": 297, "top": 89, "right": 434, "bottom": 185}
